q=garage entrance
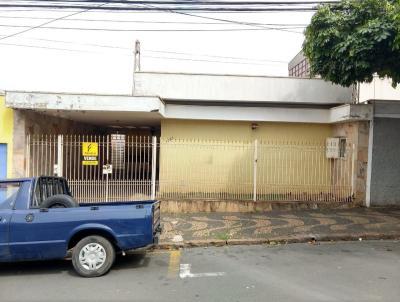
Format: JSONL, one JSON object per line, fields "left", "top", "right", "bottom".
{"left": 26, "top": 134, "right": 157, "bottom": 203}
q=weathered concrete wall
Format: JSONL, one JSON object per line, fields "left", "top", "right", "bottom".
{"left": 370, "top": 118, "right": 400, "bottom": 206}
{"left": 332, "top": 121, "right": 369, "bottom": 205}
{"left": 12, "top": 110, "right": 98, "bottom": 178}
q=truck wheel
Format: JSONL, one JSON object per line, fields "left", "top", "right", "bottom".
{"left": 72, "top": 236, "right": 115, "bottom": 278}
{"left": 41, "top": 194, "right": 78, "bottom": 208}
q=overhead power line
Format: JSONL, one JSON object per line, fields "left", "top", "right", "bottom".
{"left": 8, "top": 0, "right": 340, "bottom": 5}
{"left": 0, "top": 23, "right": 304, "bottom": 32}
{"left": 1, "top": 33, "right": 289, "bottom": 62}
{"left": 0, "top": 1, "right": 107, "bottom": 41}
{"left": 0, "top": 0, "right": 340, "bottom": 12}
{"left": 0, "top": 15, "right": 309, "bottom": 27}
{"left": 0, "top": 5, "right": 322, "bottom": 12}
{"left": 137, "top": 3, "right": 302, "bottom": 33}
{"left": 0, "top": 40, "right": 289, "bottom": 66}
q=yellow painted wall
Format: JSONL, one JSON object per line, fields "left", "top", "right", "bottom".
{"left": 0, "top": 95, "right": 13, "bottom": 178}
{"left": 159, "top": 120, "right": 352, "bottom": 200}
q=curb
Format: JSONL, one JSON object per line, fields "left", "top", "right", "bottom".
{"left": 155, "top": 232, "right": 400, "bottom": 250}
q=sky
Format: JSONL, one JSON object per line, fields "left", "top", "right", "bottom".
{"left": 0, "top": 7, "right": 314, "bottom": 94}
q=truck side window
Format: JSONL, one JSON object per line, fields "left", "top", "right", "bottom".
{"left": 31, "top": 177, "right": 71, "bottom": 208}
{"left": 0, "top": 182, "right": 21, "bottom": 209}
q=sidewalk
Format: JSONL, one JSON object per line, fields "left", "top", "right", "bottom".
{"left": 159, "top": 207, "right": 400, "bottom": 248}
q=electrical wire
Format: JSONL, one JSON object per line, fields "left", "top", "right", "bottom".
{"left": 0, "top": 40, "right": 289, "bottom": 66}
{"left": 0, "top": 23, "right": 304, "bottom": 32}
{"left": 139, "top": 3, "right": 303, "bottom": 33}
{"left": 0, "top": 5, "right": 322, "bottom": 12}
{"left": 0, "top": 34, "right": 289, "bottom": 63}
{"left": 0, "top": 15, "right": 309, "bottom": 27}
{"left": 8, "top": 0, "right": 339, "bottom": 5}
{"left": 0, "top": 2, "right": 107, "bottom": 41}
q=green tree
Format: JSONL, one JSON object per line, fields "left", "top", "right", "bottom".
{"left": 303, "top": 0, "right": 400, "bottom": 87}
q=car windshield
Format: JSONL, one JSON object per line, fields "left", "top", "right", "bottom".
{"left": 0, "top": 182, "right": 21, "bottom": 209}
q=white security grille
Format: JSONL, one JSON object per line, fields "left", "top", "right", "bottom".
{"left": 26, "top": 134, "right": 156, "bottom": 203}
{"left": 26, "top": 135, "right": 355, "bottom": 204}
{"left": 157, "top": 139, "right": 355, "bottom": 203}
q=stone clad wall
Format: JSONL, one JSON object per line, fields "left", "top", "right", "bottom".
{"left": 12, "top": 110, "right": 98, "bottom": 178}
{"left": 332, "top": 121, "right": 369, "bottom": 204}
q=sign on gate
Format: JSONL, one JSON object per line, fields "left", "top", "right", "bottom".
{"left": 82, "top": 142, "right": 98, "bottom": 166}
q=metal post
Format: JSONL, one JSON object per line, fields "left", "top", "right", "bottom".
{"left": 151, "top": 136, "right": 157, "bottom": 200}
{"left": 253, "top": 139, "right": 258, "bottom": 202}
{"left": 25, "top": 135, "right": 30, "bottom": 177}
{"left": 366, "top": 115, "right": 374, "bottom": 208}
{"left": 57, "top": 135, "right": 63, "bottom": 177}
{"left": 105, "top": 135, "right": 110, "bottom": 202}
{"left": 132, "top": 40, "right": 141, "bottom": 96}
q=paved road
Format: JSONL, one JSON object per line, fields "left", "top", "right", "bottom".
{"left": 0, "top": 240, "right": 399, "bottom": 302}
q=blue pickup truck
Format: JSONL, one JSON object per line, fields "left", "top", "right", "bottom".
{"left": 0, "top": 176, "right": 161, "bottom": 277}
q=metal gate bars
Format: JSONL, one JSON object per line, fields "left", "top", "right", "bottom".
{"left": 26, "top": 135, "right": 355, "bottom": 203}
{"left": 26, "top": 134, "right": 157, "bottom": 203}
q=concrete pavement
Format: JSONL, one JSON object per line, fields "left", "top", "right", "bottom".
{"left": 160, "top": 207, "right": 400, "bottom": 247}
{"left": 0, "top": 240, "right": 399, "bottom": 302}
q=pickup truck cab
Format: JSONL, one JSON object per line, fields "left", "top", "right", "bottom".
{"left": 0, "top": 176, "right": 161, "bottom": 277}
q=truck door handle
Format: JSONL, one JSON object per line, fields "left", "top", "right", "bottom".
{"left": 25, "top": 213, "right": 34, "bottom": 223}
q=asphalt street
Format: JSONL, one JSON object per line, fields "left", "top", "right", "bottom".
{"left": 0, "top": 240, "right": 399, "bottom": 302}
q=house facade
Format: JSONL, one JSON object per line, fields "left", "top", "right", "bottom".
{"left": 4, "top": 72, "right": 375, "bottom": 210}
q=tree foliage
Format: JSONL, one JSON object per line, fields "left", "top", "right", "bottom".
{"left": 303, "top": 0, "right": 400, "bottom": 87}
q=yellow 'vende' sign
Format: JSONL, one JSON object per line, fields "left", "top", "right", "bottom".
{"left": 82, "top": 142, "right": 98, "bottom": 156}
{"left": 82, "top": 142, "right": 98, "bottom": 165}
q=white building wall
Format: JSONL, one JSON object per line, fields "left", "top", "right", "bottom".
{"left": 359, "top": 77, "right": 400, "bottom": 103}
{"left": 134, "top": 72, "right": 353, "bottom": 104}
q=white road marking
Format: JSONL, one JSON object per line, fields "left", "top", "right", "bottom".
{"left": 179, "top": 264, "right": 226, "bottom": 279}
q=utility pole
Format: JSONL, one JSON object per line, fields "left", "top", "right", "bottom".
{"left": 132, "top": 40, "right": 141, "bottom": 95}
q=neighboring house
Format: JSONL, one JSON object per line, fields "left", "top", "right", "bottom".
{"left": 358, "top": 77, "right": 400, "bottom": 207}
{"left": 0, "top": 91, "right": 14, "bottom": 179}
{"left": 5, "top": 73, "right": 372, "bottom": 209}
{"left": 288, "top": 51, "right": 400, "bottom": 207}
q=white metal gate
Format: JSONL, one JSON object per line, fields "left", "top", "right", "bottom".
{"left": 157, "top": 139, "right": 355, "bottom": 203}
{"left": 26, "top": 134, "right": 157, "bottom": 203}
{"left": 27, "top": 135, "right": 355, "bottom": 203}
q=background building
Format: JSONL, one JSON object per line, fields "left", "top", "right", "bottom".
{"left": 288, "top": 51, "right": 310, "bottom": 78}
{"left": 0, "top": 91, "right": 13, "bottom": 178}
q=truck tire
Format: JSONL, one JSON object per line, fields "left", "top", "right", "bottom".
{"left": 41, "top": 194, "right": 78, "bottom": 208}
{"left": 72, "top": 235, "right": 116, "bottom": 278}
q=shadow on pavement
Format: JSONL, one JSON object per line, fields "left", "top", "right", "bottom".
{"left": 0, "top": 252, "right": 150, "bottom": 277}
